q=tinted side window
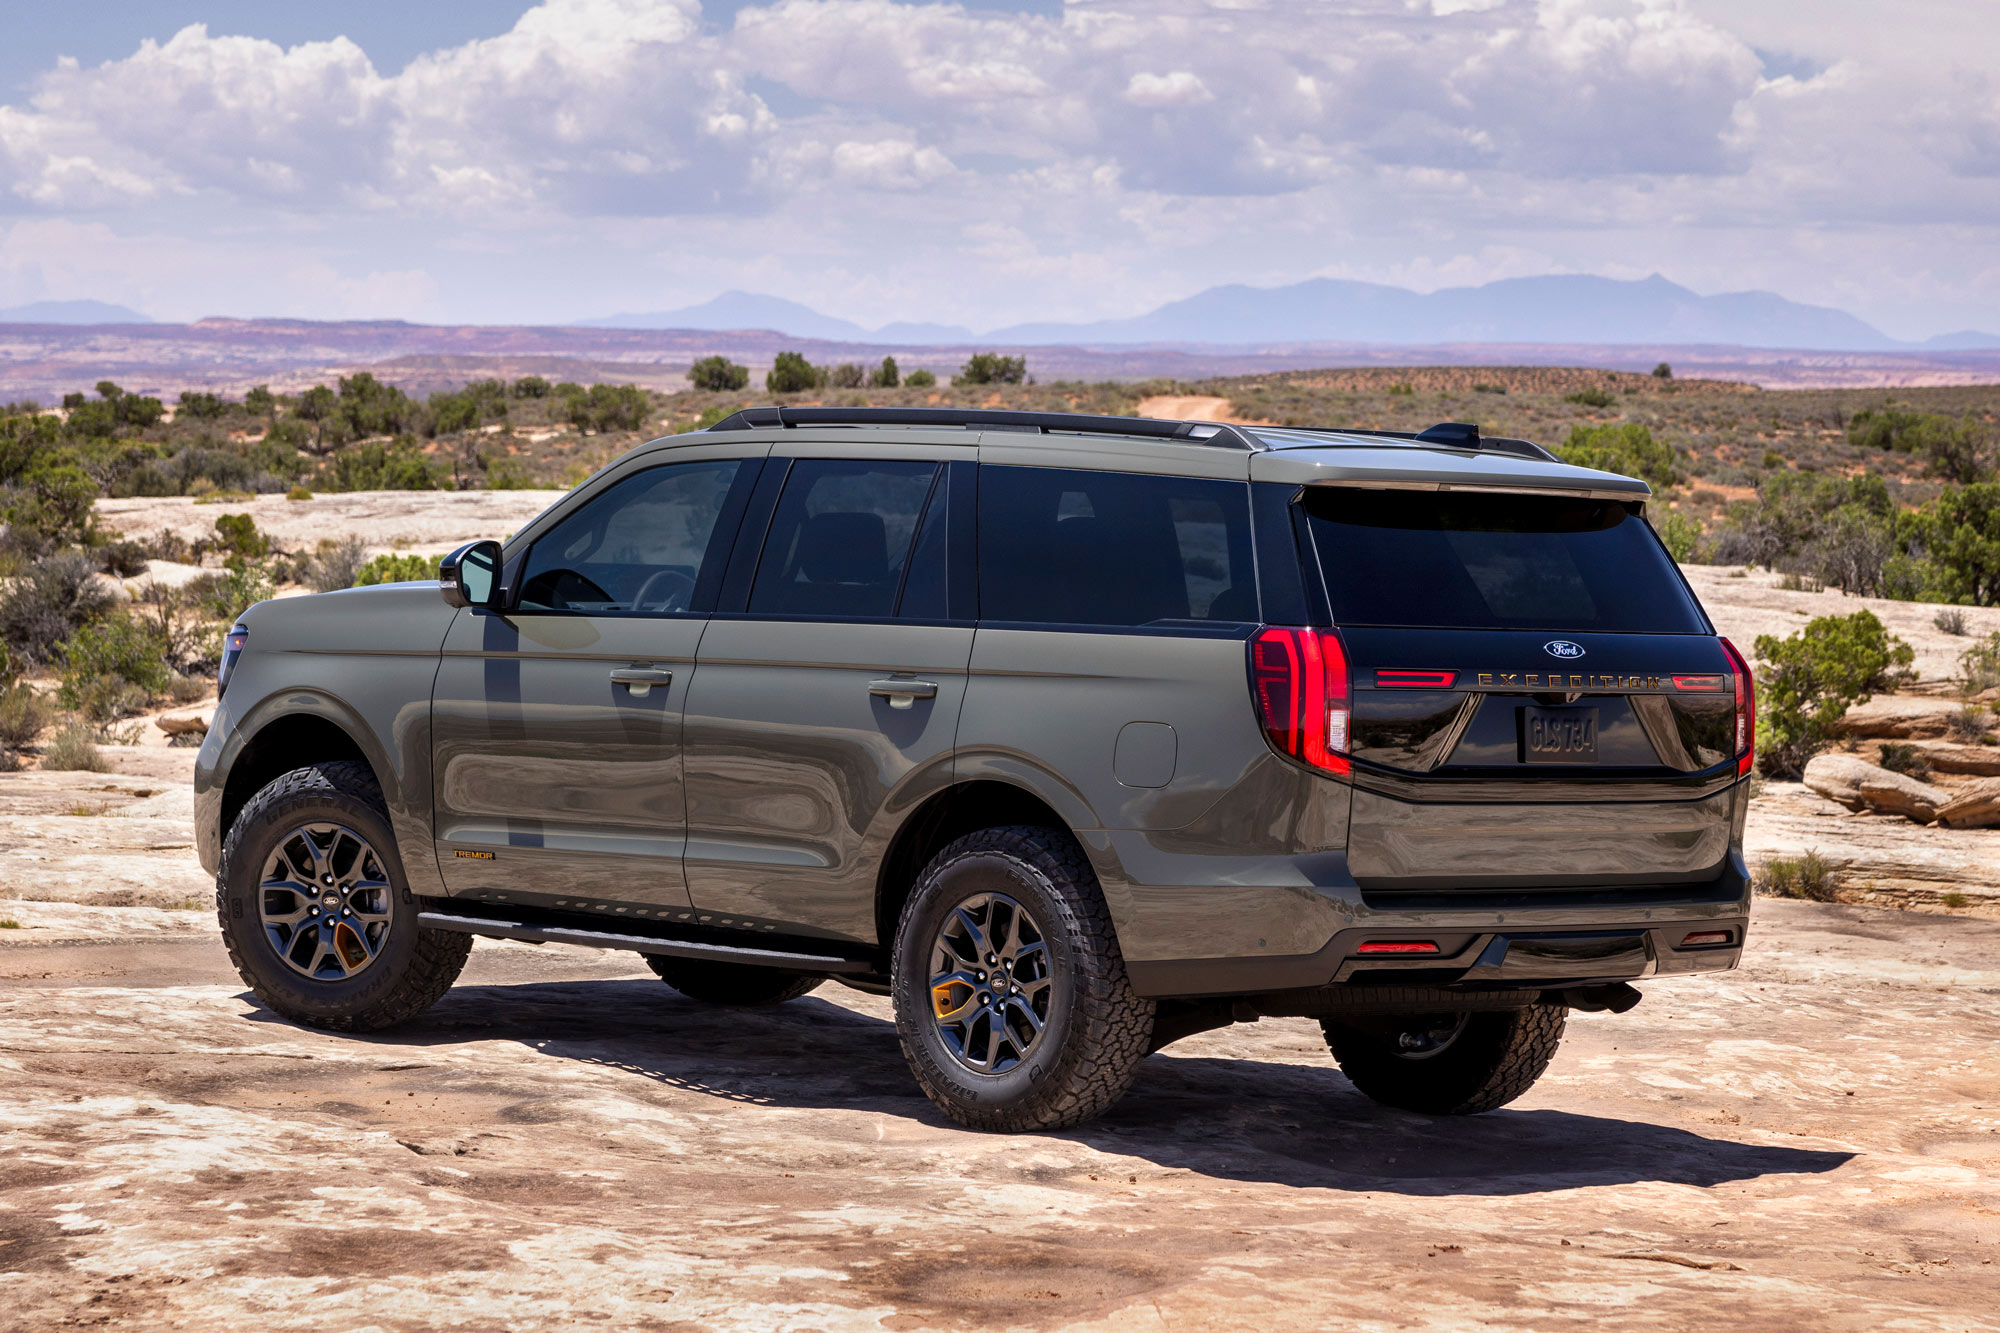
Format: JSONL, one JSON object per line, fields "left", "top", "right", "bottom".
{"left": 749, "top": 460, "right": 939, "bottom": 619}
{"left": 978, "top": 466, "right": 1257, "bottom": 628}
{"left": 896, "top": 470, "right": 949, "bottom": 620}
{"left": 519, "top": 460, "right": 741, "bottom": 613}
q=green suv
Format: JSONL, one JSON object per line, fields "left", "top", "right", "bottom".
{"left": 197, "top": 406, "right": 1754, "bottom": 1131}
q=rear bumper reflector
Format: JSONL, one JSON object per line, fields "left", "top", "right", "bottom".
{"left": 1356, "top": 940, "right": 1440, "bottom": 955}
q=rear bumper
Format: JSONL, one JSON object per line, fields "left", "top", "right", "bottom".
{"left": 1117, "top": 850, "right": 1750, "bottom": 1000}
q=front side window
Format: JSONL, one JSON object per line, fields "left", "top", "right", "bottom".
{"left": 749, "top": 459, "right": 940, "bottom": 618}
{"left": 518, "top": 460, "right": 741, "bottom": 613}
{"left": 978, "top": 466, "right": 1257, "bottom": 628}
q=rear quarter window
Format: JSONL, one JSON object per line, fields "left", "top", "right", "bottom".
{"left": 1303, "top": 488, "right": 1706, "bottom": 634}
{"left": 978, "top": 466, "right": 1257, "bottom": 629}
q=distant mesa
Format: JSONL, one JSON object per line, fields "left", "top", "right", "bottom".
{"left": 573, "top": 274, "right": 1978, "bottom": 354}
{"left": 0, "top": 298, "right": 152, "bottom": 325}
{"left": 575, "top": 291, "right": 977, "bottom": 344}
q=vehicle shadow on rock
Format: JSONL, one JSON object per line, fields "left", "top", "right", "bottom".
{"left": 252, "top": 978, "right": 1854, "bottom": 1198}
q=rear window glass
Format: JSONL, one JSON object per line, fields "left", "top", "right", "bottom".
{"left": 979, "top": 466, "right": 1257, "bottom": 628}
{"left": 1302, "top": 489, "right": 1706, "bottom": 633}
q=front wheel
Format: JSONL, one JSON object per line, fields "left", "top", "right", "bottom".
{"left": 1321, "top": 1003, "right": 1567, "bottom": 1115}
{"left": 216, "top": 761, "right": 471, "bottom": 1032}
{"left": 891, "top": 825, "right": 1155, "bottom": 1132}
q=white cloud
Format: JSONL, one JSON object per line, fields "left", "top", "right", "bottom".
{"left": 0, "top": 0, "right": 1991, "bottom": 336}
{"left": 1124, "top": 71, "right": 1214, "bottom": 108}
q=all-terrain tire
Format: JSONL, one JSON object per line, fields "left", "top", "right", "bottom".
{"left": 644, "top": 956, "right": 824, "bottom": 1006}
{"left": 216, "top": 761, "right": 471, "bottom": 1032}
{"left": 892, "top": 825, "right": 1155, "bottom": 1132}
{"left": 1321, "top": 1003, "right": 1568, "bottom": 1115}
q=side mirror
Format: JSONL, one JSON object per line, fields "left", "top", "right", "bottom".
{"left": 440, "top": 540, "right": 503, "bottom": 609}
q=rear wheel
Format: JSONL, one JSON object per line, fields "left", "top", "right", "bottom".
{"left": 216, "top": 761, "right": 471, "bottom": 1032}
{"left": 1321, "top": 1003, "right": 1567, "bottom": 1115}
{"left": 643, "top": 956, "right": 823, "bottom": 1006}
{"left": 892, "top": 825, "right": 1154, "bottom": 1132}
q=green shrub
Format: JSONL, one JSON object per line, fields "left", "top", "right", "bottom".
{"left": 3, "top": 459, "right": 99, "bottom": 551}
{"left": 485, "top": 459, "right": 538, "bottom": 490}
{"left": 97, "top": 540, "right": 149, "bottom": 578}
{"left": 1754, "top": 610, "right": 1916, "bottom": 778}
{"left": 828, "top": 363, "right": 866, "bottom": 389}
{"left": 353, "top": 552, "right": 442, "bottom": 587}
{"left": 688, "top": 356, "right": 749, "bottom": 392}
{"left": 1556, "top": 422, "right": 1681, "bottom": 490}
{"left": 212, "top": 513, "right": 268, "bottom": 558}
{"left": 512, "top": 375, "right": 551, "bottom": 399}
{"left": 954, "top": 353, "right": 1027, "bottom": 386}
{"left": 1903, "top": 483, "right": 2000, "bottom": 606}
{"left": 1652, "top": 362, "right": 1673, "bottom": 379}
{"left": 1564, "top": 387, "right": 1617, "bottom": 408}
{"left": 57, "top": 613, "right": 170, "bottom": 720}
{"left": 0, "top": 682, "right": 51, "bottom": 749}
{"left": 41, "top": 723, "right": 108, "bottom": 772}
{"left": 188, "top": 564, "right": 273, "bottom": 624}
{"left": 766, "top": 351, "right": 823, "bottom": 394}
{"left": 286, "top": 485, "right": 313, "bottom": 501}
{"left": 1386, "top": 382, "right": 1414, "bottom": 396}
{"left": 563, "top": 384, "right": 650, "bottom": 434}
{"left": 1876, "top": 742, "right": 1931, "bottom": 780}
{"left": 1650, "top": 510, "right": 1699, "bottom": 563}
{"left": 327, "top": 437, "right": 442, "bottom": 491}
{"left": 903, "top": 369, "right": 937, "bottom": 388}
{"left": 1959, "top": 633, "right": 2000, "bottom": 694}
{"left": 0, "top": 553, "right": 116, "bottom": 664}
{"left": 1946, "top": 705, "right": 1994, "bottom": 744}
{"left": 1756, "top": 850, "right": 1836, "bottom": 901}
{"left": 871, "top": 356, "right": 900, "bottom": 389}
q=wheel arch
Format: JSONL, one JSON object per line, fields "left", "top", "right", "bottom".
{"left": 874, "top": 777, "right": 1093, "bottom": 961}
{"left": 218, "top": 704, "right": 385, "bottom": 847}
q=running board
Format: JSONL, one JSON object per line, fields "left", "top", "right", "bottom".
{"left": 416, "top": 911, "right": 872, "bottom": 974}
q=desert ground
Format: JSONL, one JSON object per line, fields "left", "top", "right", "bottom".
{"left": 3, "top": 492, "right": 1998, "bottom": 1328}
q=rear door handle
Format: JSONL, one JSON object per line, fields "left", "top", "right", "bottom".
{"left": 610, "top": 667, "right": 673, "bottom": 697}
{"left": 868, "top": 678, "right": 938, "bottom": 709}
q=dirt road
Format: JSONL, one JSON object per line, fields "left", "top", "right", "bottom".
{"left": 2, "top": 900, "right": 1997, "bottom": 1330}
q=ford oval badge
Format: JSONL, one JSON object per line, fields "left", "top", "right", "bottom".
{"left": 1544, "top": 640, "right": 1586, "bottom": 660}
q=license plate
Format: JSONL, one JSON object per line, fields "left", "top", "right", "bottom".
{"left": 1522, "top": 706, "right": 1598, "bottom": 763}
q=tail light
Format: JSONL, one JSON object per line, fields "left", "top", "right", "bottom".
{"left": 1249, "top": 626, "right": 1350, "bottom": 776}
{"left": 1719, "top": 636, "right": 1755, "bottom": 776}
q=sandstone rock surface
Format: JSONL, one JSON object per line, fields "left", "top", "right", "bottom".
{"left": 1834, "top": 695, "right": 1966, "bottom": 739}
{"left": 1, "top": 901, "right": 1997, "bottom": 1330}
{"left": 1912, "top": 738, "right": 2000, "bottom": 774}
{"left": 155, "top": 713, "right": 209, "bottom": 736}
{"left": 1936, "top": 776, "right": 2000, "bottom": 829}
{"left": 1801, "top": 754, "right": 1945, "bottom": 823}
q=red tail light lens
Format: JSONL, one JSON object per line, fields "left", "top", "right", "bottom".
{"left": 1249, "top": 627, "right": 1350, "bottom": 776}
{"left": 1356, "top": 940, "right": 1439, "bottom": 955}
{"left": 1719, "top": 636, "right": 1755, "bottom": 776}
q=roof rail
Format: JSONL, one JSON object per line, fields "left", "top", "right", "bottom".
{"left": 704, "top": 405, "right": 1257, "bottom": 450}
{"left": 1264, "top": 420, "right": 1558, "bottom": 463}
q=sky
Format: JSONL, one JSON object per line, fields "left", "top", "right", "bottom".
{"left": 0, "top": 0, "right": 1994, "bottom": 339}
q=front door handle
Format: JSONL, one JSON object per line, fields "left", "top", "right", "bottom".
{"left": 868, "top": 678, "right": 938, "bottom": 709}
{"left": 610, "top": 667, "right": 673, "bottom": 697}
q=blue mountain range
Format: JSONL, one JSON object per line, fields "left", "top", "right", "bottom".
{"left": 578, "top": 275, "right": 1998, "bottom": 351}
